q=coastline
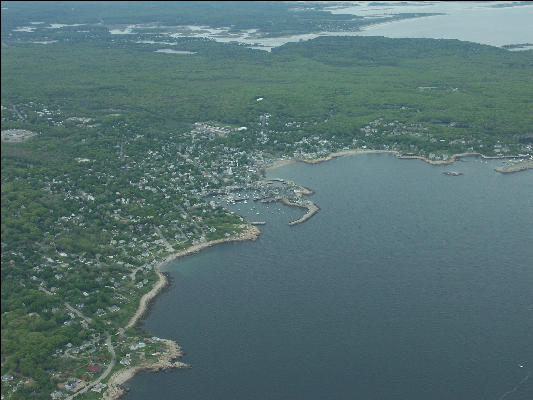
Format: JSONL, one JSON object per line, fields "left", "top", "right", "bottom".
{"left": 125, "top": 224, "right": 261, "bottom": 329}
{"left": 103, "top": 148, "right": 529, "bottom": 399}
{"left": 103, "top": 339, "right": 189, "bottom": 400}
{"left": 104, "top": 224, "right": 261, "bottom": 399}
{"left": 98, "top": 142, "right": 528, "bottom": 398}
{"left": 265, "top": 148, "right": 531, "bottom": 226}
{"left": 395, "top": 151, "right": 529, "bottom": 166}
{"left": 124, "top": 266, "right": 169, "bottom": 330}
{"left": 266, "top": 148, "right": 531, "bottom": 170}
{"left": 299, "top": 149, "right": 396, "bottom": 164}
{"left": 267, "top": 149, "right": 396, "bottom": 170}
{"left": 495, "top": 159, "right": 533, "bottom": 173}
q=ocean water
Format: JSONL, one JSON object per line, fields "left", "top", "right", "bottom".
{"left": 126, "top": 154, "right": 533, "bottom": 400}
{"left": 162, "top": 2, "right": 533, "bottom": 50}
{"left": 353, "top": 4, "right": 533, "bottom": 47}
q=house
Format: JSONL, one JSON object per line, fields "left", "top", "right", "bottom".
{"left": 87, "top": 363, "right": 101, "bottom": 374}
{"left": 119, "top": 358, "right": 131, "bottom": 366}
{"left": 91, "top": 383, "right": 107, "bottom": 393}
{"left": 64, "top": 379, "right": 78, "bottom": 391}
{"left": 129, "top": 342, "right": 146, "bottom": 350}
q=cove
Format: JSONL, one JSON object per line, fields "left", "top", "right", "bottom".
{"left": 126, "top": 153, "right": 533, "bottom": 400}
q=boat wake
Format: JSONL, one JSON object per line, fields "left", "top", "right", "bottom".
{"left": 497, "top": 370, "right": 531, "bottom": 400}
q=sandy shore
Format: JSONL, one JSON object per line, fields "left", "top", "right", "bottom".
{"left": 267, "top": 158, "right": 297, "bottom": 169}
{"left": 125, "top": 266, "right": 169, "bottom": 329}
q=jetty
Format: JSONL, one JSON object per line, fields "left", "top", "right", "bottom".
{"left": 281, "top": 198, "right": 320, "bottom": 226}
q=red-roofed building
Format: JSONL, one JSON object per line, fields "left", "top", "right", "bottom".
{"left": 87, "top": 363, "right": 102, "bottom": 374}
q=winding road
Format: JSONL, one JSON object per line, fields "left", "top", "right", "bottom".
{"left": 66, "top": 333, "right": 116, "bottom": 399}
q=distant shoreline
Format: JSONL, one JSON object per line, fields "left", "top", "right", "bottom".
{"left": 266, "top": 148, "right": 531, "bottom": 171}
{"left": 265, "top": 148, "right": 531, "bottom": 226}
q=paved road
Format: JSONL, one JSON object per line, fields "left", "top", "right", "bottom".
{"left": 38, "top": 286, "right": 54, "bottom": 296}
{"left": 127, "top": 227, "right": 175, "bottom": 282}
{"left": 66, "top": 333, "right": 116, "bottom": 399}
{"left": 11, "top": 105, "right": 24, "bottom": 120}
{"left": 154, "top": 226, "right": 175, "bottom": 252}
{"left": 65, "top": 302, "right": 93, "bottom": 324}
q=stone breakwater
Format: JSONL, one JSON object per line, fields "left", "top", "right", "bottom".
{"left": 295, "top": 184, "right": 313, "bottom": 196}
{"left": 281, "top": 198, "right": 320, "bottom": 226}
{"left": 103, "top": 339, "right": 190, "bottom": 400}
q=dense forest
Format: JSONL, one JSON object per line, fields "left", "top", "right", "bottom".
{"left": 3, "top": 35, "right": 532, "bottom": 147}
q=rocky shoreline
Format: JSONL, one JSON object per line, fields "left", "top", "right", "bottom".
{"left": 104, "top": 224, "right": 261, "bottom": 399}
{"left": 395, "top": 151, "right": 528, "bottom": 166}
{"left": 495, "top": 159, "right": 533, "bottom": 173}
{"left": 299, "top": 149, "right": 396, "bottom": 164}
{"left": 267, "top": 148, "right": 531, "bottom": 170}
{"left": 103, "top": 339, "right": 190, "bottom": 400}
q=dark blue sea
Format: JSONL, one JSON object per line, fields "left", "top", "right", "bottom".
{"left": 126, "top": 153, "right": 533, "bottom": 400}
